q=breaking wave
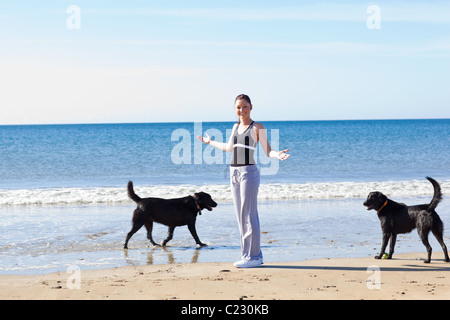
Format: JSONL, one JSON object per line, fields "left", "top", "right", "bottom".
{"left": 1, "top": 179, "right": 448, "bottom": 207}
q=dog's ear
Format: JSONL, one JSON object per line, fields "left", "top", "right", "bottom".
{"left": 376, "top": 192, "right": 387, "bottom": 203}
{"left": 196, "top": 192, "right": 211, "bottom": 199}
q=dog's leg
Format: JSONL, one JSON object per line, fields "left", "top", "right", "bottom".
{"left": 418, "top": 229, "right": 432, "bottom": 263}
{"left": 187, "top": 222, "right": 206, "bottom": 247}
{"left": 161, "top": 226, "right": 175, "bottom": 247}
{"left": 432, "top": 228, "right": 450, "bottom": 262}
{"left": 388, "top": 234, "right": 397, "bottom": 259}
{"left": 124, "top": 220, "right": 145, "bottom": 249}
{"left": 376, "top": 233, "right": 390, "bottom": 259}
{"left": 144, "top": 220, "right": 160, "bottom": 247}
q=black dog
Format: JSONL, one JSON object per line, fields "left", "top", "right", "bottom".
{"left": 124, "top": 181, "right": 217, "bottom": 249}
{"left": 363, "top": 177, "right": 449, "bottom": 263}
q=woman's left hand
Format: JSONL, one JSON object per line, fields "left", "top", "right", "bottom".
{"left": 278, "top": 149, "right": 290, "bottom": 161}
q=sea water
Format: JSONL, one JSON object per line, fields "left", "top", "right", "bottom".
{"left": 0, "top": 120, "right": 449, "bottom": 274}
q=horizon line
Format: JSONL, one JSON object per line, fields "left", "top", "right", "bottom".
{"left": 1, "top": 117, "right": 449, "bottom": 127}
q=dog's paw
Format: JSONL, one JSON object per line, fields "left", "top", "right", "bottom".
{"left": 423, "top": 259, "right": 431, "bottom": 264}
{"left": 374, "top": 255, "right": 382, "bottom": 259}
{"left": 196, "top": 243, "right": 207, "bottom": 248}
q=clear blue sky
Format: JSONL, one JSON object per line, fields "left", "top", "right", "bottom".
{"left": 1, "top": 1, "right": 449, "bottom": 124}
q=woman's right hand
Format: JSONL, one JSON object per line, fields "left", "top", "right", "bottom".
{"left": 197, "top": 133, "right": 211, "bottom": 144}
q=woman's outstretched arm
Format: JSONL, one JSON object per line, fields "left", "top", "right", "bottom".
{"left": 255, "top": 122, "right": 290, "bottom": 161}
{"left": 197, "top": 123, "right": 237, "bottom": 152}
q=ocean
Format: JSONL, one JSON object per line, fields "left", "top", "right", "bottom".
{"left": 1, "top": 119, "right": 450, "bottom": 274}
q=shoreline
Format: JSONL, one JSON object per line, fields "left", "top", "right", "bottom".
{"left": 1, "top": 198, "right": 449, "bottom": 275}
{"left": 1, "top": 252, "right": 449, "bottom": 300}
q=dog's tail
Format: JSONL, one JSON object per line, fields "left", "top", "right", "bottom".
{"left": 427, "top": 177, "right": 442, "bottom": 211}
{"left": 127, "top": 181, "right": 142, "bottom": 203}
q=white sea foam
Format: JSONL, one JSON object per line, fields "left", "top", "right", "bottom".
{"left": 1, "top": 179, "right": 448, "bottom": 207}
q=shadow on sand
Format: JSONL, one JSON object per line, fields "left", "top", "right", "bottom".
{"left": 262, "top": 258, "right": 450, "bottom": 272}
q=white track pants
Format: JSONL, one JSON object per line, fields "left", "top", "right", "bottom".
{"left": 230, "top": 165, "right": 262, "bottom": 261}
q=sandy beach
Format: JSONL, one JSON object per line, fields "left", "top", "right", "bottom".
{"left": 1, "top": 252, "right": 449, "bottom": 300}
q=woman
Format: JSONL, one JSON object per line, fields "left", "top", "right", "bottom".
{"left": 197, "top": 94, "right": 290, "bottom": 268}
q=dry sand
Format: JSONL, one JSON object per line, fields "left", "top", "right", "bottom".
{"left": 1, "top": 252, "right": 449, "bottom": 300}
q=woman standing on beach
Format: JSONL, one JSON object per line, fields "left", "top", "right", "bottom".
{"left": 198, "top": 94, "right": 290, "bottom": 268}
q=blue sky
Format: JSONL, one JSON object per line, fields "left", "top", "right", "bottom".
{"left": 1, "top": 1, "right": 449, "bottom": 124}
